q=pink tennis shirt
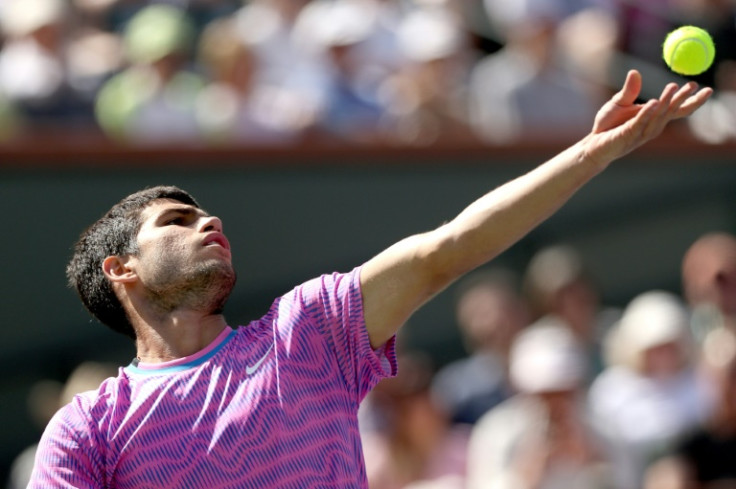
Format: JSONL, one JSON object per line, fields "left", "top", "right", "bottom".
{"left": 30, "top": 268, "right": 397, "bottom": 488}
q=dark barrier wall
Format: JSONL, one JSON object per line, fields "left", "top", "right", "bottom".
{"left": 1, "top": 137, "right": 735, "bottom": 482}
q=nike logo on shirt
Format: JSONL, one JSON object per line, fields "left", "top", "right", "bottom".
{"left": 246, "top": 343, "right": 274, "bottom": 375}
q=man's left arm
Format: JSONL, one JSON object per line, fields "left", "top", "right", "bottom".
{"left": 360, "top": 71, "right": 712, "bottom": 348}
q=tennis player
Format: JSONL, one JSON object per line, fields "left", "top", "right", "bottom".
{"left": 29, "top": 71, "right": 710, "bottom": 488}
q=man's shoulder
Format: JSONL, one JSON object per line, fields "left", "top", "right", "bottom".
{"left": 260, "top": 268, "right": 362, "bottom": 315}
{"left": 53, "top": 374, "right": 123, "bottom": 429}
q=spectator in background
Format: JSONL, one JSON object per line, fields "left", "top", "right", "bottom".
{"left": 7, "top": 362, "right": 118, "bottom": 489}
{"left": 94, "top": 4, "right": 204, "bottom": 143}
{"left": 195, "top": 17, "right": 305, "bottom": 144}
{"left": 233, "top": 0, "right": 328, "bottom": 138}
{"left": 468, "top": 0, "right": 605, "bottom": 143}
{"left": 342, "top": 0, "right": 406, "bottom": 83}
{"left": 7, "top": 380, "right": 63, "bottom": 489}
{"left": 296, "top": 0, "right": 389, "bottom": 143}
{"left": 381, "top": 6, "right": 475, "bottom": 145}
{"left": 0, "top": 0, "right": 95, "bottom": 129}
{"left": 66, "top": 0, "right": 127, "bottom": 108}
{"left": 682, "top": 232, "right": 736, "bottom": 336}
{"left": 589, "top": 291, "right": 713, "bottom": 489}
{"left": 466, "top": 323, "right": 612, "bottom": 489}
{"left": 362, "top": 351, "right": 470, "bottom": 489}
{"left": 553, "top": 6, "right": 618, "bottom": 93}
{"left": 522, "top": 244, "right": 617, "bottom": 380}
{"left": 643, "top": 327, "right": 736, "bottom": 489}
{"left": 686, "top": 60, "right": 736, "bottom": 144}
{"left": 636, "top": 232, "right": 736, "bottom": 489}
{"left": 431, "top": 268, "right": 529, "bottom": 425}
{"left": 639, "top": 231, "right": 736, "bottom": 489}
{"left": 593, "top": 0, "right": 675, "bottom": 71}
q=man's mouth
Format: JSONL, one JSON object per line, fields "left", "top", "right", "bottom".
{"left": 203, "top": 233, "right": 230, "bottom": 251}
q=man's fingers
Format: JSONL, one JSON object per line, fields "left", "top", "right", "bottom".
{"left": 642, "top": 83, "right": 711, "bottom": 136}
{"left": 658, "top": 83, "right": 680, "bottom": 105}
{"left": 589, "top": 78, "right": 712, "bottom": 164}
{"left": 664, "top": 82, "right": 698, "bottom": 117}
{"left": 640, "top": 83, "right": 681, "bottom": 135}
{"left": 616, "top": 98, "right": 659, "bottom": 144}
{"left": 675, "top": 87, "right": 714, "bottom": 118}
{"left": 638, "top": 99, "right": 666, "bottom": 139}
{"left": 649, "top": 83, "right": 679, "bottom": 124}
{"left": 612, "top": 70, "right": 643, "bottom": 107}
{"left": 670, "top": 82, "right": 699, "bottom": 104}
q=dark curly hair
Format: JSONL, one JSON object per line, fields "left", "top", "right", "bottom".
{"left": 66, "top": 186, "right": 200, "bottom": 339}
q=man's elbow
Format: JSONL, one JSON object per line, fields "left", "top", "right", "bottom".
{"left": 415, "top": 227, "right": 473, "bottom": 296}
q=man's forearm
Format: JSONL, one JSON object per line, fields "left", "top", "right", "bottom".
{"left": 436, "top": 137, "right": 604, "bottom": 278}
{"left": 361, "top": 138, "right": 604, "bottom": 348}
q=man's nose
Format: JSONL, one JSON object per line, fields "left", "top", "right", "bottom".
{"left": 199, "top": 215, "right": 223, "bottom": 233}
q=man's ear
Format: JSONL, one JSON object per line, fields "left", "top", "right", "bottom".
{"left": 102, "top": 255, "right": 137, "bottom": 284}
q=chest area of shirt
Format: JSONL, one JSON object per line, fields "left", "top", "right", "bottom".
{"left": 113, "top": 336, "right": 351, "bottom": 438}
{"left": 105, "top": 354, "right": 358, "bottom": 488}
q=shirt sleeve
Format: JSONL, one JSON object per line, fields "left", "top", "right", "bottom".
{"left": 297, "top": 266, "right": 397, "bottom": 402}
{"left": 28, "top": 399, "right": 105, "bottom": 489}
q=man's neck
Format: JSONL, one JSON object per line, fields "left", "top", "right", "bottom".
{"left": 134, "top": 312, "right": 229, "bottom": 363}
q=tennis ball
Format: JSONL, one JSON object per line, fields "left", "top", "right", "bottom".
{"left": 663, "top": 25, "right": 715, "bottom": 76}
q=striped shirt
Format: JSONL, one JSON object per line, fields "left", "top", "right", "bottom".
{"left": 29, "top": 268, "right": 397, "bottom": 488}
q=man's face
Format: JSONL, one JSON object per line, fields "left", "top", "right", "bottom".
{"left": 684, "top": 240, "right": 736, "bottom": 317}
{"left": 457, "top": 285, "right": 526, "bottom": 351}
{"left": 129, "top": 199, "right": 236, "bottom": 314}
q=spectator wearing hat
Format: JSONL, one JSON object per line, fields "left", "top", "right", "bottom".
{"left": 0, "top": 0, "right": 94, "bottom": 127}
{"left": 589, "top": 291, "right": 713, "bottom": 489}
{"left": 466, "top": 323, "right": 612, "bottom": 489}
{"left": 94, "top": 4, "right": 204, "bottom": 143}
{"left": 431, "top": 269, "right": 529, "bottom": 425}
{"left": 295, "top": 0, "right": 389, "bottom": 142}
{"left": 643, "top": 327, "right": 736, "bottom": 489}
{"left": 638, "top": 233, "right": 736, "bottom": 489}
{"left": 522, "top": 245, "right": 618, "bottom": 382}
{"left": 380, "top": 6, "right": 476, "bottom": 145}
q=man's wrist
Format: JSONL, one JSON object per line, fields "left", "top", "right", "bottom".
{"left": 577, "top": 133, "right": 613, "bottom": 175}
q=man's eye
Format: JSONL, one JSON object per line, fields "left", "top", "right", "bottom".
{"left": 165, "top": 217, "right": 184, "bottom": 225}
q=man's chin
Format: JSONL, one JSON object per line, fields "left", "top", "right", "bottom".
{"left": 200, "top": 260, "right": 236, "bottom": 285}
{"left": 208, "top": 268, "right": 237, "bottom": 314}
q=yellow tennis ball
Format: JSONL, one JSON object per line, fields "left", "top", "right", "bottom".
{"left": 663, "top": 25, "right": 715, "bottom": 76}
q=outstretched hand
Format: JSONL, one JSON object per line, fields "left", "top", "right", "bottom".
{"left": 584, "top": 70, "right": 713, "bottom": 167}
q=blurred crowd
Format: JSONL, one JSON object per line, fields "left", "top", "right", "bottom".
{"left": 0, "top": 0, "right": 735, "bottom": 146}
{"left": 356, "top": 231, "right": 736, "bottom": 489}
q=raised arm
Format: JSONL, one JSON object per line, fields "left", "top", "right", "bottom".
{"left": 360, "top": 70, "right": 712, "bottom": 348}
